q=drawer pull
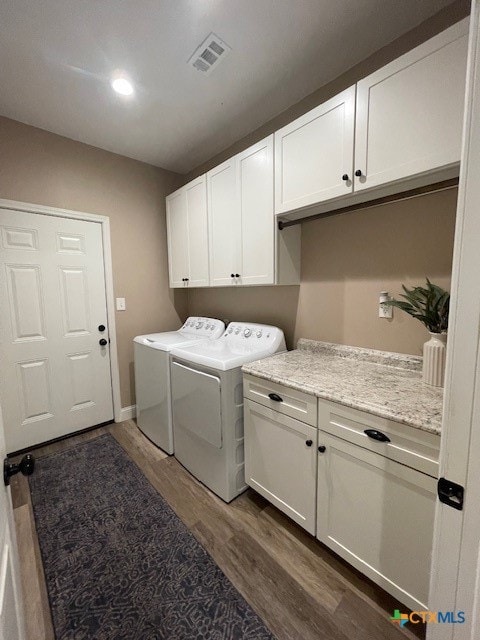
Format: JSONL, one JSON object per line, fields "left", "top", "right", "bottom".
{"left": 268, "top": 393, "right": 283, "bottom": 403}
{"left": 364, "top": 429, "right": 391, "bottom": 443}
{"left": 305, "top": 440, "right": 313, "bottom": 447}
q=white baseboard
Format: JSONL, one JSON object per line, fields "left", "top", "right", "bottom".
{"left": 118, "top": 405, "right": 136, "bottom": 422}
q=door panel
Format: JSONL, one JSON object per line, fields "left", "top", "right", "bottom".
{"left": 0, "top": 404, "right": 25, "bottom": 640}
{"left": 59, "top": 267, "right": 89, "bottom": 336}
{"left": 0, "top": 209, "right": 113, "bottom": 452}
{"left": 166, "top": 189, "right": 189, "bottom": 288}
{"left": 245, "top": 399, "right": 317, "bottom": 534}
{"left": 238, "top": 136, "right": 275, "bottom": 285}
{"left": 186, "top": 176, "right": 209, "bottom": 287}
{"left": 354, "top": 20, "right": 468, "bottom": 191}
{"left": 207, "top": 159, "right": 240, "bottom": 287}
{"left": 275, "top": 86, "right": 355, "bottom": 213}
{"left": 171, "top": 362, "right": 222, "bottom": 448}
{"left": 317, "top": 431, "right": 436, "bottom": 610}
{"left": 6, "top": 265, "right": 46, "bottom": 342}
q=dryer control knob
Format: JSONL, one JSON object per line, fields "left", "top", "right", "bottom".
{"left": 234, "top": 327, "right": 241, "bottom": 335}
{"left": 195, "top": 321, "right": 204, "bottom": 329}
{"left": 244, "top": 328, "right": 252, "bottom": 338}
{"left": 228, "top": 327, "right": 233, "bottom": 333}
{"left": 256, "top": 331, "right": 263, "bottom": 338}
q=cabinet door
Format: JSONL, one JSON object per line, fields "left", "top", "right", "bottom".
{"left": 354, "top": 19, "right": 468, "bottom": 192}
{"left": 185, "top": 176, "right": 209, "bottom": 287}
{"left": 317, "top": 431, "right": 436, "bottom": 610}
{"left": 275, "top": 86, "right": 355, "bottom": 214}
{"left": 245, "top": 399, "right": 317, "bottom": 534}
{"left": 207, "top": 159, "right": 241, "bottom": 287}
{"left": 166, "top": 188, "right": 189, "bottom": 288}
{"left": 237, "top": 136, "right": 275, "bottom": 285}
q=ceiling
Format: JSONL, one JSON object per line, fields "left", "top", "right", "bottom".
{"left": 0, "top": 0, "right": 456, "bottom": 174}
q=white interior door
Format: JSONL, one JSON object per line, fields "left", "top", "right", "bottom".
{"left": 207, "top": 159, "right": 241, "bottom": 287}
{"left": 238, "top": 136, "right": 275, "bottom": 286}
{"left": 428, "top": 6, "right": 480, "bottom": 639}
{"left": 0, "top": 404, "right": 25, "bottom": 640}
{"left": 274, "top": 85, "right": 355, "bottom": 214}
{"left": 0, "top": 209, "right": 114, "bottom": 452}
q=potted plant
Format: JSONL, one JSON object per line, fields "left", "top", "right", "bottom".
{"left": 387, "top": 279, "right": 450, "bottom": 387}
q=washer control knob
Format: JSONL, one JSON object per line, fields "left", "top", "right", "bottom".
{"left": 195, "top": 321, "right": 203, "bottom": 329}
{"left": 210, "top": 325, "right": 214, "bottom": 331}
{"left": 234, "top": 327, "right": 241, "bottom": 335}
{"left": 228, "top": 327, "right": 233, "bottom": 333}
{"left": 256, "top": 330, "right": 263, "bottom": 338}
{"left": 244, "top": 328, "right": 252, "bottom": 338}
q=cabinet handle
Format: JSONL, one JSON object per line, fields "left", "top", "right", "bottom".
{"left": 230, "top": 273, "right": 235, "bottom": 278}
{"left": 355, "top": 169, "right": 362, "bottom": 177}
{"left": 364, "top": 429, "right": 390, "bottom": 443}
{"left": 342, "top": 174, "right": 349, "bottom": 181}
{"left": 235, "top": 273, "right": 240, "bottom": 278}
{"left": 305, "top": 440, "right": 313, "bottom": 447}
{"left": 318, "top": 445, "right": 326, "bottom": 453}
{"left": 99, "top": 338, "right": 108, "bottom": 346}
{"left": 268, "top": 393, "right": 283, "bottom": 402}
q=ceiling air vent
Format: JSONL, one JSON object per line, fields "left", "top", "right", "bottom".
{"left": 188, "top": 33, "right": 231, "bottom": 75}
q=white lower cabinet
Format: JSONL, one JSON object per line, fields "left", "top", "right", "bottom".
{"left": 316, "top": 430, "right": 436, "bottom": 611}
{"left": 244, "top": 375, "right": 440, "bottom": 610}
{"left": 244, "top": 399, "right": 317, "bottom": 534}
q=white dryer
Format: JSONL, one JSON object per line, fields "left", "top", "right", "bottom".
{"left": 170, "top": 323, "right": 285, "bottom": 502}
{"left": 133, "top": 317, "right": 225, "bottom": 454}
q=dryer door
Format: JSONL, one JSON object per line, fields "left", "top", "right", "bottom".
{"left": 171, "top": 362, "right": 222, "bottom": 448}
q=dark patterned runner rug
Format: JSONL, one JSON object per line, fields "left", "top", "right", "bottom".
{"left": 29, "top": 434, "right": 275, "bottom": 640}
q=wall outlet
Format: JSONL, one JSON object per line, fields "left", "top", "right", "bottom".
{"left": 379, "top": 291, "right": 393, "bottom": 319}
{"left": 116, "top": 297, "right": 126, "bottom": 311}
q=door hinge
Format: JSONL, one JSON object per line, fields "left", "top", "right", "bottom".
{"left": 437, "top": 477, "right": 464, "bottom": 511}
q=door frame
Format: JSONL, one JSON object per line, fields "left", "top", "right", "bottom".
{"left": 0, "top": 198, "right": 122, "bottom": 424}
{"left": 427, "top": 3, "right": 480, "bottom": 638}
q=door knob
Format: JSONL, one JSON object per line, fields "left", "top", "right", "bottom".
{"left": 99, "top": 338, "right": 108, "bottom": 346}
{"left": 98, "top": 324, "right": 106, "bottom": 332}
{"left": 4, "top": 454, "right": 35, "bottom": 486}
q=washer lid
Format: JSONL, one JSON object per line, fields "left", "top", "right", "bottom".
{"left": 171, "top": 323, "right": 286, "bottom": 370}
{"left": 133, "top": 332, "right": 208, "bottom": 352}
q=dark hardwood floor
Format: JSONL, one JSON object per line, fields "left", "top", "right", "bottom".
{"left": 10, "top": 420, "right": 426, "bottom": 640}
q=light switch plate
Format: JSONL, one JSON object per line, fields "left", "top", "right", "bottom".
{"left": 116, "top": 297, "right": 126, "bottom": 311}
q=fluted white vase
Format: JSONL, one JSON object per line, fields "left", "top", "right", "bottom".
{"left": 423, "top": 332, "right": 447, "bottom": 387}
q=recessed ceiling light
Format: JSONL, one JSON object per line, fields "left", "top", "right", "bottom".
{"left": 111, "top": 77, "right": 134, "bottom": 96}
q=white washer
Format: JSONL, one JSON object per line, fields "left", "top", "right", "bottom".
{"left": 170, "top": 323, "right": 286, "bottom": 502}
{"left": 133, "top": 317, "right": 225, "bottom": 454}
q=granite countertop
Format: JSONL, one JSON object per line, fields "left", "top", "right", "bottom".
{"left": 242, "top": 339, "right": 444, "bottom": 435}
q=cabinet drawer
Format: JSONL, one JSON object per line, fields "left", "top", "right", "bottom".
{"left": 243, "top": 374, "right": 317, "bottom": 426}
{"left": 245, "top": 399, "right": 317, "bottom": 534}
{"left": 318, "top": 398, "right": 440, "bottom": 477}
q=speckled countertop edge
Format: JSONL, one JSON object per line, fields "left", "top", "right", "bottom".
{"left": 242, "top": 340, "right": 443, "bottom": 435}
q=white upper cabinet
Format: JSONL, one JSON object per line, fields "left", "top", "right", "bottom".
{"left": 274, "top": 86, "right": 356, "bottom": 214}
{"left": 166, "top": 175, "right": 209, "bottom": 288}
{"left": 166, "top": 188, "right": 189, "bottom": 288}
{"left": 354, "top": 19, "right": 468, "bottom": 192}
{"left": 237, "top": 136, "right": 275, "bottom": 286}
{"left": 207, "top": 158, "right": 241, "bottom": 287}
{"left": 185, "top": 177, "right": 209, "bottom": 287}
